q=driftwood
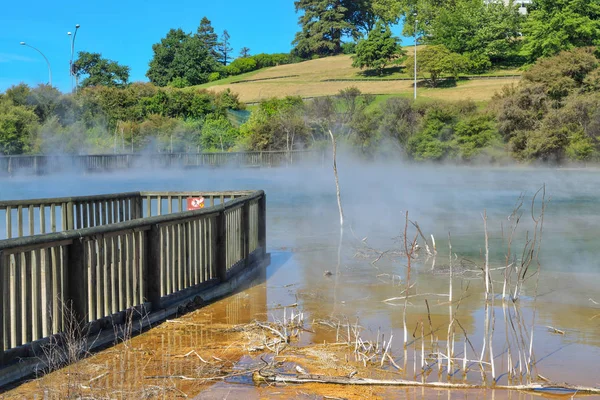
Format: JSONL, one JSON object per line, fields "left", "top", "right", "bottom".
{"left": 254, "top": 372, "right": 600, "bottom": 395}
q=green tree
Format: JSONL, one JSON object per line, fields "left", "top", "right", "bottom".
{"left": 216, "top": 30, "right": 233, "bottom": 66}
{"left": 73, "top": 51, "right": 130, "bottom": 88}
{"left": 521, "top": 0, "right": 600, "bottom": 62}
{"left": 452, "top": 114, "right": 500, "bottom": 160}
{"left": 196, "top": 17, "right": 219, "bottom": 58}
{"left": 200, "top": 115, "right": 239, "bottom": 151}
{"left": 343, "top": 0, "right": 378, "bottom": 38}
{"left": 378, "top": 97, "right": 419, "bottom": 146}
{"left": 397, "top": 0, "right": 454, "bottom": 37}
{"left": 240, "top": 96, "right": 308, "bottom": 150}
{"left": 0, "top": 96, "right": 38, "bottom": 154}
{"left": 292, "top": 0, "right": 353, "bottom": 57}
{"left": 147, "top": 29, "right": 221, "bottom": 86}
{"left": 352, "top": 21, "right": 405, "bottom": 74}
{"left": 406, "top": 104, "right": 458, "bottom": 161}
{"left": 406, "top": 45, "right": 466, "bottom": 87}
{"left": 428, "top": 0, "right": 523, "bottom": 65}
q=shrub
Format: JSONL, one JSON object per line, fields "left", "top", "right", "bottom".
{"left": 342, "top": 42, "right": 357, "bottom": 54}
{"left": 169, "top": 77, "right": 190, "bottom": 88}
{"left": 228, "top": 57, "right": 258, "bottom": 74}
{"left": 208, "top": 72, "right": 222, "bottom": 82}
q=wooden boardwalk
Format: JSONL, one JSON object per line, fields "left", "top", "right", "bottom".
{"left": 0, "top": 190, "right": 269, "bottom": 387}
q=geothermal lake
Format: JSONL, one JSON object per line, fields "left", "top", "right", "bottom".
{"left": 1, "top": 161, "right": 599, "bottom": 398}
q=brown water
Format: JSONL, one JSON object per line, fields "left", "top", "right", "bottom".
{"left": 1, "top": 162, "right": 600, "bottom": 399}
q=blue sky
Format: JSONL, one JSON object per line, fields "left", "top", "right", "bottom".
{"left": 0, "top": 0, "right": 407, "bottom": 93}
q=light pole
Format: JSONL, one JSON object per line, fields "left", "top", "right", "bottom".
{"left": 414, "top": 13, "right": 418, "bottom": 100}
{"left": 68, "top": 24, "right": 80, "bottom": 93}
{"left": 20, "top": 42, "right": 52, "bottom": 87}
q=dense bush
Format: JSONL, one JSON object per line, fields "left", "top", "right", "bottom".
{"left": 0, "top": 82, "right": 245, "bottom": 155}
{"left": 493, "top": 47, "right": 600, "bottom": 162}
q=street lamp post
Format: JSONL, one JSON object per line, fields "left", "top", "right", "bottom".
{"left": 414, "top": 14, "right": 418, "bottom": 100}
{"left": 20, "top": 42, "right": 52, "bottom": 87}
{"left": 68, "top": 24, "right": 81, "bottom": 93}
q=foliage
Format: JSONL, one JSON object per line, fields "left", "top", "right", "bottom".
{"left": 226, "top": 58, "right": 258, "bottom": 75}
{"left": 0, "top": 95, "right": 38, "bottom": 154}
{"left": 452, "top": 114, "right": 500, "bottom": 160}
{"left": 292, "top": 0, "right": 353, "bottom": 57}
{"left": 352, "top": 21, "right": 405, "bottom": 75}
{"left": 342, "top": 42, "right": 357, "bottom": 54}
{"left": 251, "top": 53, "right": 298, "bottom": 68}
{"left": 406, "top": 45, "right": 467, "bottom": 86}
{"left": 196, "top": 16, "right": 219, "bottom": 59}
{"left": 200, "top": 115, "right": 239, "bottom": 151}
{"left": 168, "top": 77, "right": 190, "bottom": 88}
{"left": 463, "top": 52, "right": 492, "bottom": 74}
{"left": 0, "top": 81, "right": 244, "bottom": 155}
{"left": 240, "top": 96, "right": 308, "bottom": 151}
{"left": 521, "top": 0, "right": 600, "bottom": 62}
{"left": 522, "top": 47, "right": 598, "bottom": 103}
{"left": 428, "top": 0, "right": 523, "bottom": 65}
{"left": 147, "top": 28, "right": 221, "bottom": 86}
{"left": 406, "top": 103, "right": 458, "bottom": 161}
{"left": 378, "top": 97, "right": 419, "bottom": 146}
{"left": 493, "top": 48, "right": 600, "bottom": 162}
{"left": 73, "top": 51, "right": 130, "bottom": 88}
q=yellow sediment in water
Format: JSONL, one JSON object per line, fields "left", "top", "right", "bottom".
{"left": 2, "top": 285, "right": 267, "bottom": 399}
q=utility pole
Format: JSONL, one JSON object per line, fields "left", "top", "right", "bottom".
{"left": 20, "top": 42, "right": 52, "bottom": 87}
{"left": 68, "top": 24, "right": 81, "bottom": 93}
{"left": 414, "top": 14, "right": 418, "bottom": 100}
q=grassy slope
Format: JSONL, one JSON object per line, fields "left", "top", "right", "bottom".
{"left": 200, "top": 54, "right": 521, "bottom": 103}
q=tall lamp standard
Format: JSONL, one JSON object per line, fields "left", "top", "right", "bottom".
{"left": 20, "top": 42, "right": 52, "bottom": 87}
{"left": 414, "top": 13, "right": 418, "bottom": 100}
{"left": 67, "top": 24, "right": 81, "bottom": 93}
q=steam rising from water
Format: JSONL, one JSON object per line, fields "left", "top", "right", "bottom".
{"left": 1, "top": 152, "right": 598, "bottom": 276}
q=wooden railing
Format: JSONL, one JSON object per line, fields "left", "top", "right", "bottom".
{"left": 0, "top": 150, "right": 325, "bottom": 175}
{"left": 0, "top": 192, "right": 256, "bottom": 240}
{"left": 0, "top": 193, "right": 142, "bottom": 239}
{"left": 0, "top": 190, "right": 267, "bottom": 370}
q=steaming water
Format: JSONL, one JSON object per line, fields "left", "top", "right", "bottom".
{"left": 1, "top": 162, "right": 599, "bottom": 398}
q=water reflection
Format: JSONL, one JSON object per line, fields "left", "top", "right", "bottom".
{"left": 1, "top": 166, "right": 600, "bottom": 398}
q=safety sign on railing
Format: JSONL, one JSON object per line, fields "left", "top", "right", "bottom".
{"left": 187, "top": 197, "right": 205, "bottom": 210}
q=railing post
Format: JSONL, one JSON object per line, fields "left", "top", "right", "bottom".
{"left": 216, "top": 209, "right": 227, "bottom": 281}
{"left": 258, "top": 193, "right": 266, "bottom": 254}
{"left": 242, "top": 201, "right": 250, "bottom": 260}
{"left": 66, "top": 201, "right": 75, "bottom": 231}
{"left": 134, "top": 195, "right": 143, "bottom": 220}
{"left": 0, "top": 252, "right": 5, "bottom": 365}
{"left": 145, "top": 225, "right": 162, "bottom": 308}
{"left": 66, "top": 239, "right": 87, "bottom": 324}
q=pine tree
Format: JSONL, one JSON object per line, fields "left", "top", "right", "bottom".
{"left": 196, "top": 17, "right": 219, "bottom": 59}
{"left": 292, "top": 0, "right": 353, "bottom": 58}
{"left": 216, "top": 30, "right": 233, "bottom": 66}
